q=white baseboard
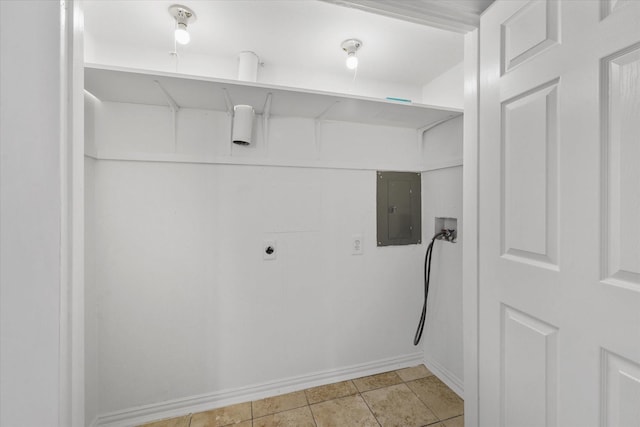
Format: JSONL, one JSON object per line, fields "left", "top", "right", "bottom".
{"left": 423, "top": 355, "right": 464, "bottom": 398}
{"left": 93, "top": 352, "right": 424, "bottom": 427}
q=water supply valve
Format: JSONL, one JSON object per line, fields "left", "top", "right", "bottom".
{"left": 434, "top": 217, "right": 457, "bottom": 243}
{"left": 440, "top": 228, "right": 457, "bottom": 243}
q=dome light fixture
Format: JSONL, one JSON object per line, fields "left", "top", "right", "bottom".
{"left": 341, "top": 39, "right": 362, "bottom": 70}
{"left": 169, "top": 4, "right": 196, "bottom": 45}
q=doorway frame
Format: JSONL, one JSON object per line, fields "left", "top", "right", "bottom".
{"left": 61, "top": 3, "right": 483, "bottom": 427}
{"left": 462, "top": 28, "right": 480, "bottom": 427}
{"left": 61, "top": 0, "right": 85, "bottom": 426}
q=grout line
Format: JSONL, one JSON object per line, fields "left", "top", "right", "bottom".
{"left": 302, "top": 387, "right": 311, "bottom": 406}
{"left": 252, "top": 404, "right": 309, "bottom": 419}
{"left": 301, "top": 387, "right": 318, "bottom": 427}
{"left": 398, "top": 372, "right": 435, "bottom": 383}
{"left": 397, "top": 379, "right": 443, "bottom": 427}
{"left": 305, "top": 380, "right": 359, "bottom": 405}
{"left": 251, "top": 391, "right": 311, "bottom": 419}
{"left": 172, "top": 367, "right": 455, "bottom": 427}
{"left": 353, "top": 370, "right": 416, "bottom": 393}
{"left": 405, "top": 378, "right": 441, "bottom": 422}
{"left": 358, "top": 392, "right": 382, "bottom": 427}
{"left": 395, "top": 365, "right": 435, "bottom": 384}
{"left": 438, "top": 414, "right": 464, "bottom": 423}
{"left": 308, "top": 404, "right": 318, "bottom": 427}
{"left": 354, "top": 379, "right": 405, "bottom": 394}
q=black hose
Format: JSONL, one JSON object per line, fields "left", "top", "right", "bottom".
{"left": 413, "top": 231, "right": 447, "bottom": 346}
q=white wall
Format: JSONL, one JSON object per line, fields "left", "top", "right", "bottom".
{"left": 85, "top": 157, "right": 98, "bottom": 426}
{"left": 0, "top": 2, "right": 62, "bottom": 425}
{"left": 421, "top": 116, "right": 464, "bottom": 394}
{"left": 422, "top": 62, "right": 464, "bottom": 110}
{"left": 85, "top": 95, "right": 99, "bottom": 426}
{"left": 421, "top": 167, "right": 464, "bottom": 392}
{"left": 86, "top": 101, "right": 432, "bottom": 420}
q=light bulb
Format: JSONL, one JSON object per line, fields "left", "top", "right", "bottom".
{"left": 346, "top": 53, "right": 358, "bottom": 70}
{"left": 175, "top": 23, "right": 190, "bottom": 45}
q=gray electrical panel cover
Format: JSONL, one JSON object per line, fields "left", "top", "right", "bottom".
{"left": 376, "top": 171, "right": 421, "bottom": 246}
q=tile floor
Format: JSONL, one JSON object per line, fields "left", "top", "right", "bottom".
{"left": 139, "top": 364, "right": 463, "bottom": 427}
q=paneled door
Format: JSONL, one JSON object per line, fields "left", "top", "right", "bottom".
{"left": 478, "top": 1, "right": 640, "bottom": 426}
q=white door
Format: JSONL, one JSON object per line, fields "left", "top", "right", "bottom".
{"left": 478, "top": 1, "right": 640, "bottom": 426}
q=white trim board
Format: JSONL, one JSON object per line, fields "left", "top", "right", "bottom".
{"left": 423, "top": 355, "right": 464, "bottom": 399}
{"left": 319, "top": 0, "right": 489, "bottom": 33}
{"left": 421, "top": 159, "right": 464, "bottom": 173}
{"left": 84, "top": 152, "right": 456, "bottom": 174}
{"left": 462, "top": 28, "right": 480, "bottom": 427}
{"left": 92, "top": 352, "right": 424, "bottom": 427}
{"left": 61, "top": 1, "right": 86, "bottom": 426}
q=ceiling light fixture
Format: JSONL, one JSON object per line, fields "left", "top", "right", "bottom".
{"left": 341, "top": 39, "right": 362, "bottom": 70}
{"left": 169, "top": 4, "right": 196, "bottom": 45}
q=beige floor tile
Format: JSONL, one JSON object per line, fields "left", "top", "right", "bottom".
{"left": 305, "top": 380, "right": 358, "bottom": 404}
{"left": 442, "top": 415, "right": 464, "bottom": 427}
{"left": 190, "top": 402, "right": 252, "bottom": 427}
{"left": 407, "top": 376, "right": 463, "bottom": 420}
{"left": 252, "top": 390, "right": 308, "bottom": 418}
{"left": 310, "top": 394, "right": 379, "bottom": 427}
{"left": 395, "top": 364, "right": 433, "bottom": 382}
{"left": 138, "top": 415, "right": 191, "bottom": 427}
{"left": 353, "top": 371, "right": 403, "bottom": 392}
{"left": 362, "top": 383, "right": 438, "bottom": 427}
{"left": 253, "top": 406, "right": 316, "bottom": 427}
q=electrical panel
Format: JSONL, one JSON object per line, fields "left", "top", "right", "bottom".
{"left": 376, "top": 171, "right": 421, "bottom": 246}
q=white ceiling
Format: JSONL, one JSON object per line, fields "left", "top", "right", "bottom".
{"left": 83, "top": 0, "right": 467, "bottom": 88}
{"left": 322, "top": 0, "right": 494, "bottom": 33}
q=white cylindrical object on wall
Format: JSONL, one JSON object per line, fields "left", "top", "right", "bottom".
{"left": 232, "top": 105, "right": 254, "bottom": 145}
{"left": 238, "top": 51, "right": 259, "bottom": 82}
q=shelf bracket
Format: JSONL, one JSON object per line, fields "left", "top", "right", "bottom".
{"left": 262, "top": 93, "right": 272, "bottom": 152}
{"left": 154, "top": 80, "right": 180, "bottom": 151}
{"left": 416, "top": 115, "right": 458, "bottom": 160}
{"left": 416, "top": 124, "right": 429, "bottom": 160}
{"left": 222, "top": 88, "right": 234, "bottom": 116}
{"left": 314, "top": 100, "right": 340, "bottom": 158}
{"left": 222, "top": 88, "right": 234, "bottom": 153}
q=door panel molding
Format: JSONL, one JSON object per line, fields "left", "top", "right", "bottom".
{"left": 501, "top": 78, "right": 559, "bottom": 269}
{"left": 501, "top": 305, "right": 558, "bottom": 427}
{"left": 601, "top": 0, "right": 634, "bottom": 20}
{"left": 601, "top": 349, "right": 640, "bottom": 426}
{"left": 501, "top": 0, "right": 560, "bottom": 75}
{"left": 600, "top": 41, "right": 640, "bottom": 292}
